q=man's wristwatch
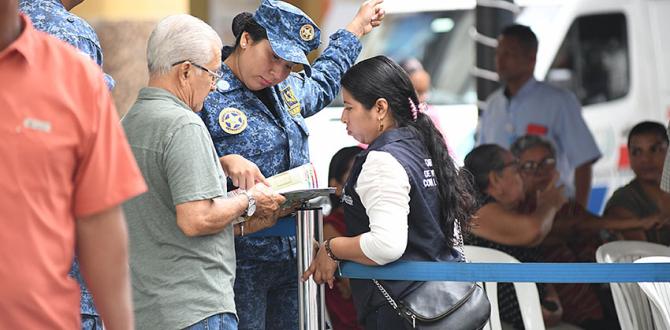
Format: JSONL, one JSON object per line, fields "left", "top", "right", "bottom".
{"left": 242, "top": 190, "right": 256, "bottom": 217}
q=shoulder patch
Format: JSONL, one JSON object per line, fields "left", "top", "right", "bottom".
{"left": 218, "top": 108, "right": 248, "bottom": 134}
{"left": 280, "top": 85, "right": 301, "bottom": 117}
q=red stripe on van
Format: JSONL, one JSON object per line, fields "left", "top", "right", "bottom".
{"left": 618, "top": 145, "right": 629, "bottom": 169}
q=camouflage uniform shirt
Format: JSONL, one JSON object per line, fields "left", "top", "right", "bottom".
{"left": 19, "top": 0, "right": 114, "bottom": 89}
{"left": 201, "top": 29, "right": 361, "bottom": 261}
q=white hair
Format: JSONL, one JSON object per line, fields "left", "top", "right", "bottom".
{"left": 147, "top": 14, "right": 223, "bottom": 76}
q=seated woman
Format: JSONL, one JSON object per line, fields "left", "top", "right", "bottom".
{"left": 302, "top": 56, "right": 483, "bottom": 329}
{"left": 511, "top": 135, "right": 666, "bottom": 249}
{"left": 463, "top": 144, "right": 566, "bottom": 329}
{"left": 323, "top": 145, "right": 364, "bottom": 330}
{"left": 510, "top": 134, "right": 649, "bottom": 329}
{"left": 604, "top": 121, "right": 670, "bottom": 244}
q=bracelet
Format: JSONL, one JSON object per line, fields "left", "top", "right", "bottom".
{"left": 324, "top": 238, "right": 342, "bottom": 262}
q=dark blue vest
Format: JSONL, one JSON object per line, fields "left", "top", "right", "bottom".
{"left": 342, "top": 127, "right": 461, "bottom": 319}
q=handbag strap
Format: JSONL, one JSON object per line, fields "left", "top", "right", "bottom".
{"left": 371, "top": 220, "right": 467, "bottom": 329}
{"left": 373, "top": 279, "right": 417, "bottom": 328}
{"left": 454, "top": 219, "right": 468, "bottom": 262}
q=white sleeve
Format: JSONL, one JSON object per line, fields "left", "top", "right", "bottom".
{"left": 356, "top": 151, "right": 411, "bottom": 265}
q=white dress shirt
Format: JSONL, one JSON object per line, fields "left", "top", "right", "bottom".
{"left": 356, "top": 151, "right": 411, "bottom": 265}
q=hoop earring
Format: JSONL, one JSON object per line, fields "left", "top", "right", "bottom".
{"left": 378, "top": 118, "right": 384, "bottom": 132}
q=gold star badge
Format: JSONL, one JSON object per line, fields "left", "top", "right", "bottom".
{"left": 218, "top": 108, "right": 248, "bottom": 135}
{"left": 299, "top": 24, "right": 315, "bottom": 41}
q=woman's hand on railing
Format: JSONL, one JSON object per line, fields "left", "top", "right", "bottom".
{"left": 301, "top": 241, "right": 339, "bottom": 289}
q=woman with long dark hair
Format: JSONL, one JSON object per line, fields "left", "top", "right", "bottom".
{"left": 302, "top": 56, "right": 481, "bottom": 329}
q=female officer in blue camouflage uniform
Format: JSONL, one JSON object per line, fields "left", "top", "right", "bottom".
{"left": 200, "top": 0, "right": 384, "bottom": 329}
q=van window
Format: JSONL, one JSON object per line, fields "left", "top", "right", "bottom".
{"left": 649, "top": 1, "right": 670, "bottom": 95}
{"left": 546, "top": 13, "right": 629, "bottom": 106}
{"left": 358, "top": 10, "right": 476, "bottom": 105}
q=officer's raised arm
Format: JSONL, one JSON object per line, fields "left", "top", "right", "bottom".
{"left": 291, "top": 0, "right": 385, "bottom": 117}
{"left": 345, "top": 0, "right": 386, "bottom": 38}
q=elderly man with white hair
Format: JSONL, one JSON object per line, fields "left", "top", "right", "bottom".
{"left": 121, "top": 14, "right": 285, "bottom": 330}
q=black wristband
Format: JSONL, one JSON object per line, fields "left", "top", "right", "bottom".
{"left": 324, "top": 238, "right": 342, "bottom": 262}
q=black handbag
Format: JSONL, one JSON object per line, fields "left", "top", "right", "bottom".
{"left": 373, "top": 279, "right": 491, "bottom": 329}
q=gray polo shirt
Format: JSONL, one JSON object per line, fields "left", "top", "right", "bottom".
{"left": 122, "top": 87, "right": 235, "bottom": 329}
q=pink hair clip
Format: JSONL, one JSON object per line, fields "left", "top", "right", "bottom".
{"left": 409, "top": 98, "right": 419, "bottom": 121}
{"left": 408, "top": 98, "right": 427, "bottom": 121}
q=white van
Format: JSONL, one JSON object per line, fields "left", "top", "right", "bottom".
{"left": 306, "top": 0, "right": 670, "bottom": 214}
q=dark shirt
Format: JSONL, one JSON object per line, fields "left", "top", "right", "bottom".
{"left": 606, "top": 179, "right": 670, "bottom": 244}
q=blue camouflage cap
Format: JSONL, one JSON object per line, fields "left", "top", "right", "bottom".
{"left": 253, "top": 0, "right": 321, "bottom": 76}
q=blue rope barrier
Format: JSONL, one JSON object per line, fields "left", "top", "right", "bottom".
{"left": 339, "top": 261, "right": 670, "bottom": 283}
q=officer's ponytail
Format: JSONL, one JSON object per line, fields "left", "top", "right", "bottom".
{"left": 232, "top": 12, "right": 268, "bottom": 47}
{"left": 341, "top": 56, "right": 478, "bottom": 247}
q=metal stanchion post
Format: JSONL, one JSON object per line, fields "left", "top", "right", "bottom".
{"left": 296, "top": 204, "right": 326, "bottom": 330}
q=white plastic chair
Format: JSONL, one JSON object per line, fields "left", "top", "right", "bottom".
{"left": 464, "top": 245, "right": 546, "bottom": 330}
{"left": 595, "top": 241, "right": 670, "bottom": 330}
{"left": 635, "top": 256, "right": 670, "bottom": 330}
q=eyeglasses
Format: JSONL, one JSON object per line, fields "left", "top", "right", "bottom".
{"left": 172, "top": 60, "right": 222, "bottom": 85}
{"left": 496, "top": 159, "right": 519, "bottom": 172}
{"left": 519, "top": 157, "right": 556, "bottom": 174}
